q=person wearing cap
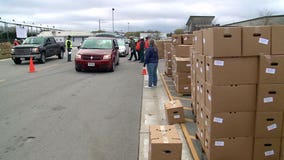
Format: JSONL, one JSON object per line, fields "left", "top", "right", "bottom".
{"left": 128, "top": 36, "right": 137, "bottom": 61}
{"left": 65, "top": 35, "right": 73, "bottom": 62}
{"left": 144, "top": 39, "right": 159, "bottom": 88}
{"left": 139, "top": 37, "right": 145, "bottom": 63}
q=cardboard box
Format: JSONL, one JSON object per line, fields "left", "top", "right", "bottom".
{"left": 174, "top": 82, "right": 191, "bottom": 94}
{"left": 242, "top": 26, "right": 271, "bottom": 56}
{"left": 257, "top": 84, "right": 284, "bottom": 112}
{"left": 156, "top": 40, "right": 165, "bottom": 59}
{"left": 205, "top": 83, "right": 256, "bottom": 113}
{"left": 193, "top": 30, "right": 203, "bottom": 54}
{"left": 172, "top": 34, "right": 182, "bottom": 45}
{"left": 205, "top": 135, "right": 253, "bottom": 160}
{"left": 203, "top": 27, "right": 242, "bottom": 57}
{"left": 164, "top": 43, "right": 173, "bottom": 59}
{"left": 205, "top": 111, "right": 255, "bottom": 138}
{"left": 174, "top": 72, "right": 191, "bottom": 86}
{"left": 195, "top": 54, "right": 206, "bottom": 81}
{"left": 253, "top": 138, "right": 281, "bottom": 160}
{"left": 281, "top": 138, "right": 284, "bottom": 160}
{"left": 149, "top": 125, "right": 182, "bottom": 160}
{"left": 206, "top": 56, "right": 258, "bottom": 85}
{"left": 165, "top": 67, "right": 172, "bottom": 76}
{"left": 172, "top": 57, "right": 191, "bottom": 73}
{"left": 164, "top": 100, "right": 185, "bottom": 124}
{"left": 191, "top": 53, "right": 196, "bottom": 86}
{"left": 191, "top": 85, "right": 196, "bottom": 114}
{"left": 182, "top": 34, "right": 194, "bottom": 45}
{"left": 175, "top": 45, "right": 192, "bottom": 58}
{"left": 272, "top": 25, "right": 284, "bottom": 55}
{"left": 255, "top": 112, "right": 283, "bottom": 138}
{"left": 259, "top": 55, "right": 284, "bottom": 84}
{"left": 196, "top": 106, "right": 206, "bottom": 149}
{"left": 196, "top": 79, "right": 205, "bottom": 106}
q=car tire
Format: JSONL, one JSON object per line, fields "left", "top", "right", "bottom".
{"left": 13, "top": 58, "right": 22, "bottom": 64}
{"left": 39, "top": 52, "right": 46, "bottom": 64}
{"left": 58, "top": 50, "right": 64, "bottom": 59}
{"left": 75, "top": 67, "right": 81, "bottom": 72}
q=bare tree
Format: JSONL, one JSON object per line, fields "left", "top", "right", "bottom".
{"left": 259, "top": 8, "right": 274, "bottom": 25}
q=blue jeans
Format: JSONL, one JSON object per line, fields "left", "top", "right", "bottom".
{"left": 147, "top": 63, "right": 158, "bottom": 87}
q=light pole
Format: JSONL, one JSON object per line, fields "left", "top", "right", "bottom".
{"left": 127, "top": 22, "right": 130, "bottom": 32}
{"left": 112, "top": 8, "right": 115, "bottom": 32}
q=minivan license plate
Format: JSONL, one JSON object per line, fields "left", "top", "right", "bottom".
{"left": 88, "top": 63, "right": 95, "bottom": 67}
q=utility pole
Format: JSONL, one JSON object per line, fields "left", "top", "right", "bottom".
{"left": 99, "top": 19, "right": 101, "bottom": 31}
{"left": 112, "top": 8, "right": 115, "bottom": 32}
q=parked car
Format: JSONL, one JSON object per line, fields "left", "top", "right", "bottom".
{"left": 11, "top": 36, "right": 65, "bottom": 64}
{"left": 117, "top": 38, "right": 129, "bottom": 57}
{"left": 75, "top": 37, "right": 119, "bottom": 72}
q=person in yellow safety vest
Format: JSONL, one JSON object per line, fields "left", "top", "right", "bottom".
{"left": 65, "top": 35, "right": 73, "bottom": 62}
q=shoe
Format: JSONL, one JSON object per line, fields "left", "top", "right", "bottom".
{"left": 144, "top": 86, "right": 152, "bottom": 89}
{"left": 128, "top": 59, "right": 131, "bottom": 61}
{"left": 152, "top": 85, "right": 157, "bottom": 88}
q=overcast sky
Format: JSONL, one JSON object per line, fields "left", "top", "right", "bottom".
{"left": 0, "top": 0, "right": 283, "bottom": 32}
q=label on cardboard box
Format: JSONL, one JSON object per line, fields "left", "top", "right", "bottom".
{"left": 264, "top": 150, "right": 275, "bottom": 156}
{"left": 208, "top": 95, "right": 212, "bottom": 101}
{"left": 174, "top": 115, "right": 181, "bottom": 119}
{"left": 186, "top": 64, "right": 191, "bottom": 67}
{"left": 197, "top": 86, "right": 200, "bottom": 91}
{"left": 214, "top": 141, "right": 225, "bottom": 146}
{"left": 259, "top": 38, "right": 269, "bottom": 45}
{"left": 265, "top": 68, "right": 276, "bottom": 74}
{"left": 214, "top": 60, "right": 224, "bottom": 66}
{"left": 203, "top": 38, "right": 205, "bottom": 44}
{"left": 267, "top": 123, "right": 277, "bottom": 131}
{"left": 196, "top": 63, "right": 199, "bottom": 68}
{"left": 206, "top": 65, "right": 209, "bottom": 71}
{"left": 205, "top": 120, "right": 208, "bottom": 126}
{"left": 200, "top": 68, "right": 203, "bottom": 73}
{"left": 194, "top": 36, "right": 197, "bottom": 41}
{"left": 213, "top": 117, "right": 223, "bottom": 123}
{"left": 184, "top": 87, "right": 189, "bottom": 90}
{"left": 200, "top": 112, "right": 203, "bottom": 118}
{"left": 184, "top": 37, "right": 188, "bottom": 41}
{"left": 173, "top": 39, "right": 177, "bottom": 42}
{"left": 263, "top": 97, "right": 274, "bottom": 103}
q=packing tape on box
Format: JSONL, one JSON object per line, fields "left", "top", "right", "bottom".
{"left": 160, "top": 126, "right": 169, "bottom": 143}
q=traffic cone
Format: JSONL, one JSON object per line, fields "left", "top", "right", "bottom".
{"left": 141, "top": 67, "right": 147, "bottom": 75}
{"left": 29, "top": 57, "right": 35, "bottom": 73}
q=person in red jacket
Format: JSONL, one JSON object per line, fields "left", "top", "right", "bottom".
{"left": 136, "top": 39, "right": 141, "bottom": 60}
{"left": 145, "top": 37, "right": 149, "bottom": 49}
{"left": 13, "top": 39, "right": 19, "bottom": 46}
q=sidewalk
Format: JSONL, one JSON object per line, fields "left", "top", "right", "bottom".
{"left": 138, "top": 71, "right": 193, "bottom": 160}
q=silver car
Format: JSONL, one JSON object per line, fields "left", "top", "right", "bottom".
{"left": 117, "top": 38, "right": 129, "bottom": 57}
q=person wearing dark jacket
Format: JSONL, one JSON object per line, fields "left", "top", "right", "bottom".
{"left": 144, "top": 39, "right": 158, "bottom": 88}
{"left": 139, "top": 37, "right": 145, "bottom": 63}
{"left": 128, "top": 36, "right": 137, "bottom": 61}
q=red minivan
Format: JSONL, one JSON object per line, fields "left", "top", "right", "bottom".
{"left": 75, "top": 37, "right": 119, "bottom": 72}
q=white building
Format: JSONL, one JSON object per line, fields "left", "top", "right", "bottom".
{"left": 37, "top": 30, "right": 95, "bottom": 46}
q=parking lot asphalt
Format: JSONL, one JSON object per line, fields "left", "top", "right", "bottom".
{"left": 138, "top": 71, "right": 193, "bottom": 160}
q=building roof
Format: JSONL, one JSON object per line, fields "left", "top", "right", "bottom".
{"left": 224, "top": 15, "right": 284, "bottom": 26}
{"left": 38, "top": 30, "right": 94, "bottom": 37}
{"left": 186, "top": 16, "right": 215, "bottom": 26}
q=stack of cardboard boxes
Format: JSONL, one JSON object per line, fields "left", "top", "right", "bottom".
{"left": 164, "top": 42, "right": 174, "bottom": 76}
{"left": 171, "top": 34, "right": 194, "bottom": 94}
{"left": 191, "top": 25, "right": 284, "bottom": 160}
